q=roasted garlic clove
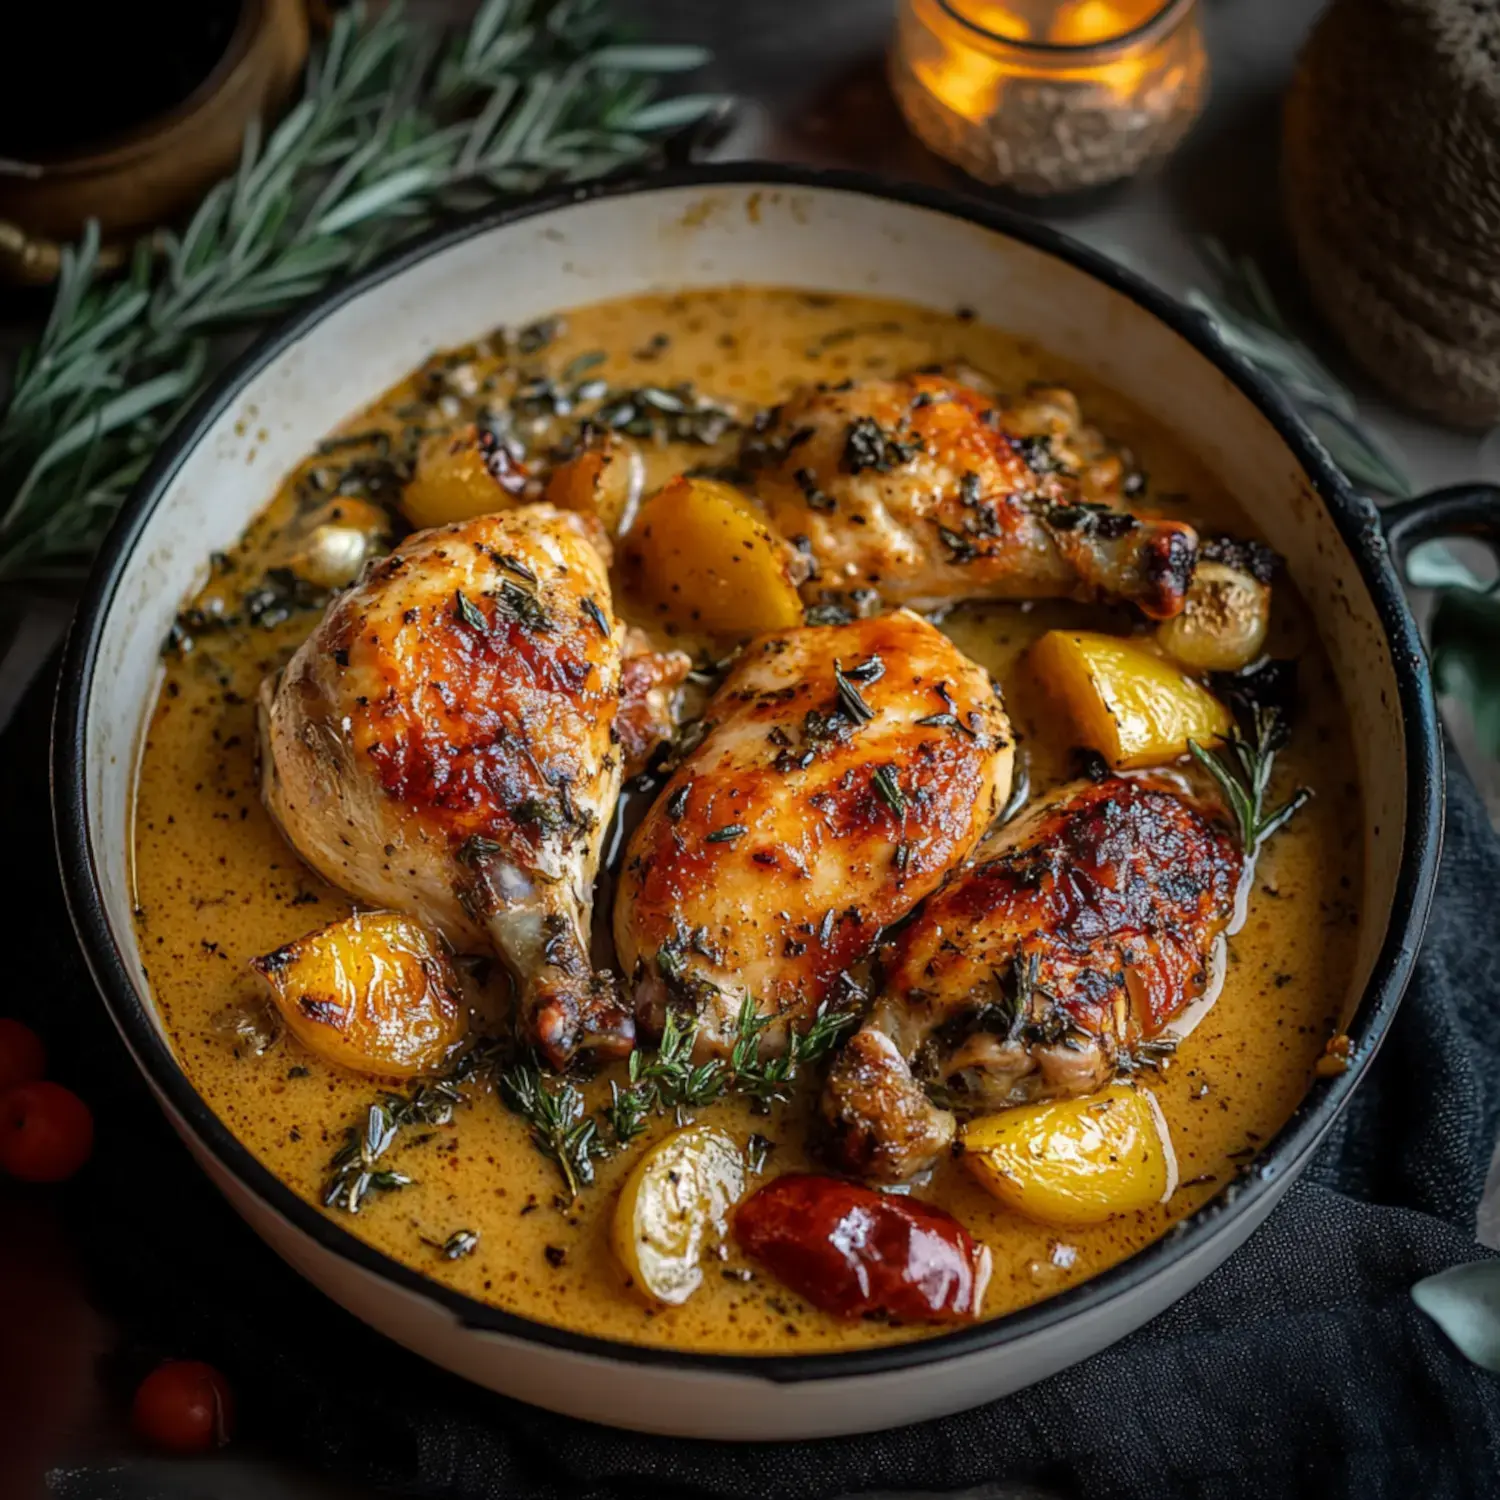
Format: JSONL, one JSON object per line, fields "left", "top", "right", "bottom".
{"left": 612, "top": 1124, "right": 745, "bottom": 1305}
{"left": 1156, "top": 562, "right": 1271, "bottom": 674}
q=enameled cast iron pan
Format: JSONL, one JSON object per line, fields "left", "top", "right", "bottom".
{"left": 53, "top": 165, "right": 1492, "bottom": 1438}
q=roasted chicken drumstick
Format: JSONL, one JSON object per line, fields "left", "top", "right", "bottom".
{"left": 259, "top": 504, "right": 635, "bottom": 1066}
{"left": 749, "top": 374, "right": 1198, "bottom": 618}
{"left": 823, "top": 775, "right": 1242, "bottom": 1182}
{"left": 614, "top": 609, "right": 1015, "bottom": 1057}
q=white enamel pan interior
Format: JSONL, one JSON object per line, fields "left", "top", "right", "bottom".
{"left": 56, "top": 166, "right": 1441, "bottom": 1439}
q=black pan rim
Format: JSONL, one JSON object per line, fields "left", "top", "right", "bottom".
{"left": 52, "top": 161, "right": 1444, "bottom": 1388}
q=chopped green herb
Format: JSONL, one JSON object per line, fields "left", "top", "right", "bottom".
{"left": 515, "top": 797, "right": 567, "bottom": 834}
{"left": 938, "top": 525, "right": 980, "bottom": 563}
{"left": 793, "top": 466, "right": 836, "bottom": 513}
{"left": 457, "top": 834, "right": 503, "bottom": 864}
{"left": 834, "top": 658, "right": 881, "bottom": 724}
{"left": 841, "top": 415, "right": 924, "bottom": 475}
{"left": 707, "top": 823, "right": 747, "bottom": 843}
{"left": 516, "top": 317, "right": 563, "bottom": 355}
{"left": 872, "top": 765, "right": 906, "bottom": 816}
{"left": 561, "top": 350, "right": 607, "bottom": 381}
{"left": 915, "top": 711, "right": 975, "bottom": 737}
{"left": 498, "top": 579, "right": 550, "bottom": 632}
{"left": 454, "top": 589, "right": 487, "bottom": 631}
{"left": 439, "top": 1229, "right": 480, "bottom": 1260}
{"left": 581, "top": 596, "right": 610, "bottom": 638}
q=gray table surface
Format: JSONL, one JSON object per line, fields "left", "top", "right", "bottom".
{"left": 16, "top": 0, "right": 1499, "bottom": 1493}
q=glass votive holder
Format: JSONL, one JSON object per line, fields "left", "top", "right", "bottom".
{"left": 890, "top": 0, "right": 1209, "bottom": 196}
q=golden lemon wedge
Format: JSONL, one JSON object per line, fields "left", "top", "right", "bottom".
{"left": 961, "top": 1083, "right": 1178, "bottom": 1228}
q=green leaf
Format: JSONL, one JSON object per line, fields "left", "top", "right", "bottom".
{"left": 1413, "top": 1261, "right": 1500, "bottom": 1372}
{"left": 1430, "top": 585, "right": 1500, "bottom": 760}
{"left": 466, "top": 0, "right": 516, "bottom": 68}
{"left": 590, "top": 44, "right": 711, "bottom": 71}
{"left": 614, "top": 93, "right": 721, "bottom": 131}
{"left": 316, "top": 166, "right": 439, "bottom": 234}
{"left": 1404, "top": 541, "right": 1492, "bottom": 592}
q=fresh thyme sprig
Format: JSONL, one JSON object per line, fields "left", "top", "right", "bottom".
{"left": 326, "top": 994, "right": 857, "bottom": 1208}
{"left": 498, "top": 1054, "right": 602, "bottom": 1201}
{"left": 725, "top": 996, "right": 859, "bottom": 1108}
{"left": 322, "top": 1089, "right": 455, "bottom": 1213}
{"left": 1189, "top": 702, "right": 1311, "bottom": 857}
{"left": 0, "top": 0, "right": 719, "bottom": 581}
{"left": 320, "top": 1043, "right": 496, "bottom": 1211}
{"left": 499, "top": 997, "right": 858, "bottom": 1196}
{"left": 607, "top": 1005, "right": 726, "bottom": 1146}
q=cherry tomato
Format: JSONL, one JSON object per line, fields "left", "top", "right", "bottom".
{"left": 0, "top": 1081, "right": 94, "bottom": 1182}
{"left": 0, "top": 1018, "right": 45, "bottom": 1092}
{"left": 735, "top": 1173, "right": 990, "bottom": 1323}
{"left": 131, "top": 1360, "right": 235, "bottom": 1453}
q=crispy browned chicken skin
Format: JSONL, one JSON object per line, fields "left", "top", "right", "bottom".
{"left": 823, "top": 775, "right": 1242, "bottom": 1182}
{"left": 260, "top": 504, "right": 637, "bottom": 1067}
{"left": 749, "top": 374, "right": 1197, "bottom": 618}
{"left": 614, "top": 610, "right": 1015, "bottom": 1057}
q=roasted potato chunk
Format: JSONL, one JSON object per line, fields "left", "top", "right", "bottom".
{"left": 402, "top": 425, "right": 528, "bottom": 530}
{"left": 961, "top": 1084, "right": 1177, "bottom": 1227}
{"left": 612, "top": 1124, "right": 744, "bottom": 1305}
{"left": 1156, "top": 562, "right": 1270, "bottom": 673}
{"left": 1031, "top": 629, "right": 1231, "bottom": 769}
{"left": 620, "top": 477, "right": 805, "bottom": 637}
{"left": 250, "top": 912, "right": 466, "bottom": 1078}
{"left": 544, "top": 434, "right": 644, "bottom": 538}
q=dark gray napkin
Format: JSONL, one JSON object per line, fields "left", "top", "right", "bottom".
{"left": 11, "top": 667, "right": 1499, "bottom": 1500}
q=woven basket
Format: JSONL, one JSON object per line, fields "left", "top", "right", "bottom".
{"left": 1283, "top": 0, "right": 1500, "bottom": 429}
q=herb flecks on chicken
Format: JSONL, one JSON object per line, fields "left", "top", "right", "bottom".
{"left": 749, "top": 373, "right": 1198, "bottom": 618}
{"left": 259, "top": 504, "right": 633, "bottom": 1067}
{"left": 614, "top": 610, "right": 1015, "bottom": 1059}
{"left": 823, "top": 776, "right": 1241, "bottom": 1183}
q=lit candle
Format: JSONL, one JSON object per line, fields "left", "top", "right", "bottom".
{"left": 890, "top": 0, "right": 1209, "bottom": 195}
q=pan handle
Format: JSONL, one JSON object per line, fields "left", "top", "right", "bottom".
{"left": 1381, "top": 483, "right": 1500, "bottom": 571}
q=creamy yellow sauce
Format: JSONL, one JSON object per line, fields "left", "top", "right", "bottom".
{"left": 132, "top": 288, "right": 1363, "bottom": 1354}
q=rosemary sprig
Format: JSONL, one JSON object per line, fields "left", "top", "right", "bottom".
{"left": 587, "top": 998, "right": 859, "bottom": 1185}
{"left": 1188, "top": 702, "right": 1311, "bottom": 856}
{"left": 833, "top": 655, "right": 883, "bottom": 724}
{"left": 1188, "top": 239, "right": 1411, "bottom": 500}
{"left": 0, "top": 0, "right": 719, "bottom": 581}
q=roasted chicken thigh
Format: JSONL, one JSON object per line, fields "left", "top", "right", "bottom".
{"left": 750, "top": 374, "right": 1197, "bottom": 618}
{"left": 823, "top": 775, "right": 1242, "bottom": 1182}
{"left": 614, "top": 610, "right": 1015, "bottom": 1056}
{"left": 259, "top": 504, "right": 635, "bottom": 1066}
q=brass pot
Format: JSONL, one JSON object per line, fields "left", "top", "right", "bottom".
{"left": 0, "top": 0, "right": 309, "bottom": 284}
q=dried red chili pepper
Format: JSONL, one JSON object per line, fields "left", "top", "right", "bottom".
{"left": 735, "top": 1173, "right": 989, "bottom": 1322}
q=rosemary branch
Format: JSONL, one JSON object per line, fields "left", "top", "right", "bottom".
{"left": 1188, "top": 239, "right": 1412, "bottom": 500}
{"left": 0, "top": 0, "right": 719, "bottom": 581}
{"left": 1189, "top": 701, "right": 1311, "bottom": 857}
